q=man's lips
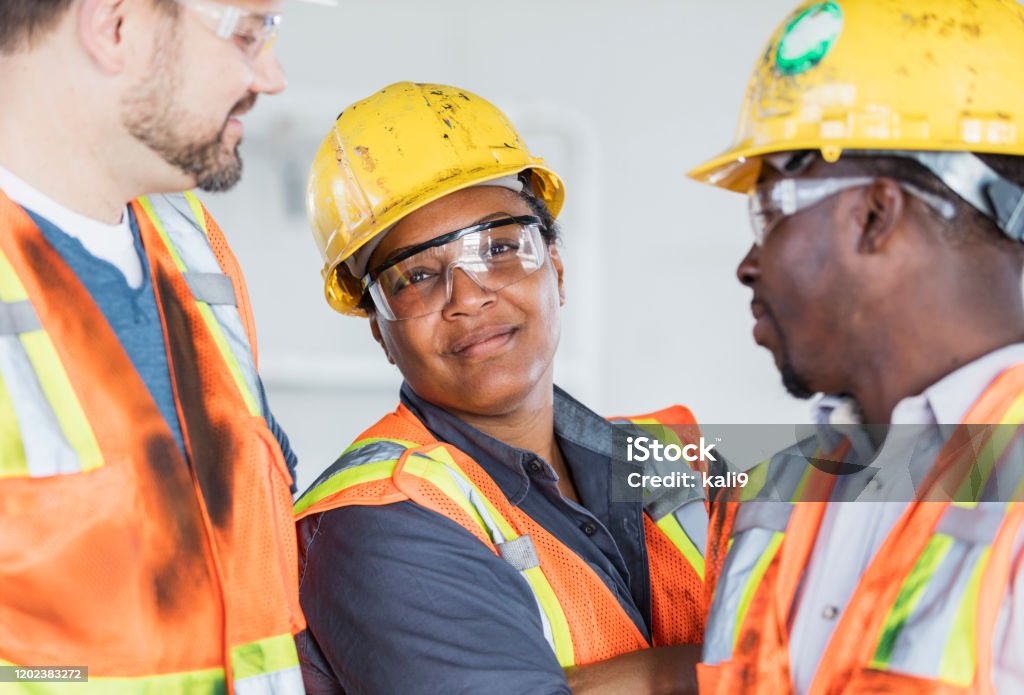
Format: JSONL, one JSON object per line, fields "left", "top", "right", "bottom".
{"left": 751, "top": 300, "right": 767, "bottom": 320}
{"left": 448, "top": 324, "right": 518, "bottom": 357}
{"left": 750, "top": 299, "right": 772, "bottom": 345}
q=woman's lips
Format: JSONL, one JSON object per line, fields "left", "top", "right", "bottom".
{"left": 448, "top": 325, "right": 518, "bottom": 357}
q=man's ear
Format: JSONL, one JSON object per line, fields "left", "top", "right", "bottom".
{"left": 369, "top": 315, "right": 396, "bottom": 365}
{"left": 857, "top": 177, "right": 906, "bottom": 254}
{"left": 78, "top": 0, "right": 133, "bottom": 75}
{"left": 548, "top": 244, "right": 566, "bottom": 306}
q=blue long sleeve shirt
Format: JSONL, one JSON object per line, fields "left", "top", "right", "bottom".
{"left": 296, "top": 383, "right": 653, "bottom": 695}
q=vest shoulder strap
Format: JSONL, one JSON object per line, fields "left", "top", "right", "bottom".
{"left": 134, "top": 192, "right": 263, "bottom": 416}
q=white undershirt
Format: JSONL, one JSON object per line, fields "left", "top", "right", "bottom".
{"left": 0, "top": 164, "right": 143, "bottom": 288}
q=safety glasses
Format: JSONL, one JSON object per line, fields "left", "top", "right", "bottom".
{"left": 173, "top": 0, "right": 282, "bottom": 58}
{"left": 749, "top": 177, "right": 956, "bottom": 246}
{"left": 362, "top": 216, "right": 549, "bottom": 321}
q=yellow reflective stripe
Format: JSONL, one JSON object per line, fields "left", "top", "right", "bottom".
{"left": 0, "top": 248, "right": 32, "bottom": 476}
{"left": 401, "top": 453, "right": 490, "bottom": 532}
{"left": 342, "top": 436, "right": 421, "bottom": 456}
{"left": 627, "top": 418, "right": 686, "bottom": 449}
{"left": 293, "top": 459, "right": 396, "bottom": 515}
{"left": 196, "top": 302, "right": 260, "bottom": 415}
{"left": 655, "top": 512, "right": 706, "bottom": 580}
{"left": 733, "top": 532, "right": 783, "bottom": 650}
{"left": 870, "top": 534, "right": 956, "bottom": 670}
{"left": 0, "top": 249, "right": 29, "bottom": 302}
{"left": 230, "top": 632, "right": 300, "bottom": 681}
{"left": 137, "top": 196, "right": 259, "bottom": 416}
{"left": 183, "top": 191, "right": 209, "bottom": 236}
{"left": 0, "top": 370, "right": 29, "bottom": 477}
{"left": 790, "top": 462, "right": 814, "bottom": 502}
{"left": 0, "top": 659, "right": 224, "bottom": 695}
{"left": 939, "top": 547, "right": 991, "bottom": 686}
{"left": 427, "top": 448, "right": 519, "bottom": 538}
{"left": 0, "top": 248, "right": 102, "bottom": 473}
{"left": 137, "top": 196, "right": 188, "bottom": 272}
{"left": 20, "top": 332, "right": 103, "bottom": 472}
{"left": 522, "top": 565, "right": 575, "bottom": 667}
{"left": 998, "top": 388, "right": 1024, "bottom": 424}
{"left": 427, "top": 449, "right": 575, "bottom": 667}
{"left": 739, "top": 459, "right": 770, "bottom": 501}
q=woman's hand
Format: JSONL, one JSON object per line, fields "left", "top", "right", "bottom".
{"left": 564, "top": 644, "right": 702, "bottom": 695}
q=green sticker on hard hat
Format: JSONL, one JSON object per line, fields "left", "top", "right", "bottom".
{"left": 775, "top": 1, "right": 843, "bottom": 75}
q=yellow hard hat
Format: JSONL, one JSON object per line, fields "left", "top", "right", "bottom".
{"left": 688, "top": 0, "right": 1024, "bottom": 193}
{"left": 307, "top": 81, "right": 566, "bottom": 316}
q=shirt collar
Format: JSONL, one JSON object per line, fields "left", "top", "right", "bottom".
{"left": 812, "top": 343, "right": 1024, "bottom": 453}
{"left": 399, "top": 382, "right": 631, "bottom": 506}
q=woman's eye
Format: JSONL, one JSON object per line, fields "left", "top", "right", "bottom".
{"left": 392, "top": 268, "right": 436, "bottom": 293}
{"left": 487, "top": 239, "right": 521, "bottom": 257}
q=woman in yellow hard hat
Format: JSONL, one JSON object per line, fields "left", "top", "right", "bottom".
{"left": 294, "top": 82, "right": 707, "bottom": 695}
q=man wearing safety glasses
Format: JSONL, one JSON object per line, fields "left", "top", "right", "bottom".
{"left": 688, "top": 0, "right": 1024, "bottom": 693}
{"left": 0, "top": 0, "right": 331, "bottom": 691}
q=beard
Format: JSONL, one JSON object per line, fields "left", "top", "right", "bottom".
{"left": 120, "top": 20, "right": 254, "bottom": 192}
{"left": 764, "top": 307, "right": 816, "bottom": 399}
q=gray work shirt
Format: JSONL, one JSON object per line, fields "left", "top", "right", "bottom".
{"left": 296, "top": 383, "right": 652, "bottom": 695}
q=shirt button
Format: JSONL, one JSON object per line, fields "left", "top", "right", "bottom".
{"left": 527, "top": 460, "right": 543, "bottom": 473}
{"left": 581, "top": 522, "right": 598, "bottom": 536}
{"left": 868, "top": 477, "right": 883, "bottom": 491}
{"left": 822, "top": 605, "right": 839, "bottom": 620}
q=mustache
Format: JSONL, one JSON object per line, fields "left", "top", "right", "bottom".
{"left": 230, "top": 92, "right": 258, "bottom": 119}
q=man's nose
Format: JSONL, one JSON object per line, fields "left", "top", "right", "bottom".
{"left": 736, "top": 243, "right": 762, "bottom": 288}
{"left": 251, "top": 47, "right": 287, "bottom": 95}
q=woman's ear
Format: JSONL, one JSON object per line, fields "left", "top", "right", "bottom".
{"left": 369, "top": 315, "right": 396, "bottom": 365}
{"left": 548, "top": 244, "right": 566, "bottom": 306}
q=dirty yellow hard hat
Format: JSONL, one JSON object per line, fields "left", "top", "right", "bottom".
{"left": 307, "top": 81, "right": 566, "bottom": 316}
{"left": 688, "top": 0, "right": 1024, "bottom": 193}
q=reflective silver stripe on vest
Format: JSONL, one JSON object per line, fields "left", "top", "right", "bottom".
{"left": 733, "top": 501, "right": 794, "bottom": 535}
{"left": 0, "top": 334, "right": 79, "bottom": 476}
{"left": 704, "top": 440, "right": 829, "bottom": 666}
{"left": 935, "top": 503, "right": 1005, "bottom": 545}
{"left": 881, "top": 538, "right": 989, "bottom": 680}
{"left": 234, "top": 665, "right": 305, "bottom": 695}
{"left": 436, "top": 453, "right": 559, "bottom": 658}
{"left": 0, "top": 300, "right": 40, "bottom": 335}
{"left": 144, "top": 193, "right": 261, "bottom": 414}
{"left": 303, "top": 440, "right": 412, "bottom": 496}
{"left": 184, "top": 272, "right": 237, "bottom": 306}
{"left": 498, "top": 535, "right": 540, "bottom": 571}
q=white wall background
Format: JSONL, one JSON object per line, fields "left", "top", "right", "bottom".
{"left": 199, "top": 0, "right": 811, "bottom": 491}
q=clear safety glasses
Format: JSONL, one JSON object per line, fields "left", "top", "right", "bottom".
{"left": 749, "top": 177, "right": 957, "bottom": 246}
{"left": 173, "top": 0, "right": 282, "bottom": 58}
{"left": 362, "top": 216, "right": 549, "bottom": 321}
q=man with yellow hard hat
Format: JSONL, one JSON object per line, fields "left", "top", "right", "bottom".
{"left": 295, "top": 82, "right": 708, "bottom": 694}
{"left": 689, "top": 0, "right": 1024, "bottom": 693}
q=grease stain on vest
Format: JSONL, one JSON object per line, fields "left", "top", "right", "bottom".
{"left": 154, "top": 271, "right": 236, "bottom": 529}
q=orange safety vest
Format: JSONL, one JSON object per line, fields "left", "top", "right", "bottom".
{"left": 294, "top": 402, "right": 707, "bottom": 668}
{"left": 0, "top": 190, "right": 304, "bottom": 693}
{"left": 698, "top": 364, "right": 1024, "bottom": 695}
